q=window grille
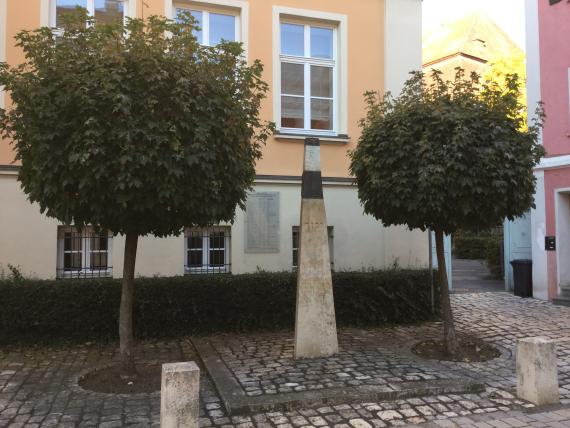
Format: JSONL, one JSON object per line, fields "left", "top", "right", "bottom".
{"left": 185, "top": 227, "right": 231, "bottom": 274}
{"left": 57, "top": 226, "right": 112, "bottom": 278}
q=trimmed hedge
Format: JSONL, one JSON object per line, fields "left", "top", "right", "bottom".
{"left": 485, "top": 237, "right": 503, "bottom": 279}
{"left": 0, "top": 270, "right": 438, "bottom": 344}
{"left": 453, "top": 236, "right": 493, "bottom": 259}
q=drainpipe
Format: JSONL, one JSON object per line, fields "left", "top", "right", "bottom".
{"left": 428, "top": 228, "right": 435, "bottom": 314}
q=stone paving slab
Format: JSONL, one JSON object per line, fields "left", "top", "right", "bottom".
{"left": 193, "top": 333, "right": 485, "bottom": 415}
{"left": 2, "top": 292, "right": 570, "bottom": 427}
{"left": 403, "top": 404, "right": 570, "bottom": 427}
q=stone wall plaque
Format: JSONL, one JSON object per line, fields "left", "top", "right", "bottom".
{"left": 245, "top": 192, "right": 280, "bottom": 253}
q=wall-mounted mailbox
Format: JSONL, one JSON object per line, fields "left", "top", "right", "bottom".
{"left": 545, "top": 236, "right": 556, "bottom": 251}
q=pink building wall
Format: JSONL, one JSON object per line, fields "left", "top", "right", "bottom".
{"left": 538, "top": 1, "right": 570, "bottom": 157}
{"left": 531, "top": 0, "right": 570, "bottom": 300}
{"left": 544, "top": 170, "right": 570, "bottom": 298}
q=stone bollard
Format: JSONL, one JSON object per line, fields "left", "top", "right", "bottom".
{"left": 161, "top": 362, "right": 200, "bottom": 428}
{"left": 516, "top": 337, "right": 559, "bottom": 406}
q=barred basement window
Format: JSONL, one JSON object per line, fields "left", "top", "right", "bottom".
{"left": 57, "top": 226, "right": 113, "bottom": 278}
{"left": 292, "top": 226, "right": 334, "bottom": 270}
{"left": 185, "top": 227, "right": 231, "bottom": 274}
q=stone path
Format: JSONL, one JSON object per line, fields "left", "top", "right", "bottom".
{"left": 2, "top": 293, "right": 570, "bottom": 427}
{"left": 452, "top": 258, "right": 505, "bottom": 294}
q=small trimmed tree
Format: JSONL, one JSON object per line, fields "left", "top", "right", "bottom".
{"left": 0, "top": 11, "right": 272, "bottom": 375}
{"left": 350, "top": 69, "right": 544, "bottom": 354}
{"left": 484, "top": 52, "right": 527, "bottom": 127}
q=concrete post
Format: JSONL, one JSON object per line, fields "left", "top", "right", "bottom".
{"left": 516, "top": 337, "right": 559, "bottom": 406}
{"left": 294, "top": 138, "right": 339, "bottom": 359}
{"left": 161, "top": 362, "right": 200, "bottom": 428}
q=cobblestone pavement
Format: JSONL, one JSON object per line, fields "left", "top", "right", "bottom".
{"left": 207, "top": 330, "right": 470, "bottom": 397}
{"left": 404, "top": 406, "right": 570, "bottom": 427}
{"left": 2, "top": 292, "right": 570, "bottom": 427}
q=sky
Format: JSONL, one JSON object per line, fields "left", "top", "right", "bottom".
{"left": 422, "top": 0, "right": 527, "bottom": 51}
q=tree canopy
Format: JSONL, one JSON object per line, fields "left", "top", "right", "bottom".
{"left": 0, "top": 10, "right": 273, "bottom": 375}
{"left": 350, "top": 68, "right": 544, "bottom": 355}
{"left": 0, "top": 11, "right": 273, "bottom": 237}
{"left": 484, "top": 52, "right": 527, "bottom": 127}
{"left": 350, "top": 69, "right": 544, "bottom": 237}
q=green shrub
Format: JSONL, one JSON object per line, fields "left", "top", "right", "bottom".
{"left": 0, "top": 270, "right": 437, "bottom": 344}
{"left": 485, "top": 238, "right": 503, "bottom": 279}
{"left": 453, "top": 236, "right": 493, "bottom": 259}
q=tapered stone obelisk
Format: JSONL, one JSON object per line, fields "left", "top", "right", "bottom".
{"left": 294, "top": 138, "right": 339, "bottom": 359}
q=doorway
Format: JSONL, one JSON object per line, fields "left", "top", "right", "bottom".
{"left": 556, "top": 191, "right": 570, "bottom": 291}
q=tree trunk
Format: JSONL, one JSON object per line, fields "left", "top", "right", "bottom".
{"left": 434, "top": 228, "right": 459, "bottom": 355}
{"left": 119, "top": 231, "right": 138, "bottom": 378}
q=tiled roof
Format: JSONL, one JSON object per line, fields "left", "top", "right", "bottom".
{"left": 423, "top": 10, "right": 522, "bottom": 66}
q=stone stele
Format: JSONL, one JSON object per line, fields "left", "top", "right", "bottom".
{"left": 294, "top": 138, "right": 339, "bottom": 359}
{"left": 516, "top": 336, "right": 560, "bottom": 406}
{"left": 160, "top": 361, "right": 200, "bottom": 428}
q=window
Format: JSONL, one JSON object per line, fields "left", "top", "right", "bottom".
{"left": 53, "top": 0, "right": 126, "bottom": 28}
{"left": 185, "top": 227, "right": 231, "bottom": 274}
{"left": 292, "top": 226, "right": 334, "bottom": 270}
{"left": 57, "top": 226, "right": 112, "bottom": 278}
{"left": 279, "top": 22, "right": 336, "bottom": 134}
{"left": 175, "top": 7, "right": 238, "bottom": 45}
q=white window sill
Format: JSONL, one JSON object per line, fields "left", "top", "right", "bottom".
{"left": 185, "top": 268, "right": 230, "bottom": 274}
{"left": 57, "top": 270, "right": 112, "bottom": 279}
{"left": 274, "top": 132, "right": 350, "bottom": 144}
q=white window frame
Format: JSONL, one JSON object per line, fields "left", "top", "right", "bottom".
{"left": 273, "top": 6, "right": 348, "bottom": 138}
{"left": 174, "top": 7, "right": 239, "bottom": 46}
{"left": 50, "top": 0, "right": 131, "bottom": 28}
{"left": 279, "top": 22, "right": 337, "bottom": 135}
{"left": 169, "top": 0, "right": 248, "bottom": 58}
{"left": 57, "top": 226, "right": 113, "bottom": 278}
{"left": 184, "top": 227, "right": 231, "bottom": 274}
{"left": 292, "top": 225, "right": 334, "bottom": 270}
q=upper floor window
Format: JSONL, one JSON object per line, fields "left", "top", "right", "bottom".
{"left": 279, "top": 22, "right": 336, "bottom": 134}
{"left": 175, "top": 7, "right": 238, "bottom": 45}
{"left": 53, "top": 0, "right": 126, "bottom": 28}
{"left": 57, "top": 226, "right": 113, "bottom": 278}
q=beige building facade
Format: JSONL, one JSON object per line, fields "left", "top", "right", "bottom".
{"left": 0, "top": 0, "right": 427, "bottom": 279}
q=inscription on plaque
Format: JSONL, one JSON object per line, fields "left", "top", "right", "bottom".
{"left": 245, "top": 192, "right": 280, "bottom": 253}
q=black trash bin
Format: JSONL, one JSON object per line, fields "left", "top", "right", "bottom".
{"left": 510, "top": 259, "right": 533, "bottom": 298}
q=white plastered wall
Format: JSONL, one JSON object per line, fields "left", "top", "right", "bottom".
{"left": 113, "top": 234, "right": 185, "bottom": 278}
{"left": 526, "top": 0, "right": 549, "bottom": 300}
{"left": 0, "top": 174, "right": 59, "bottom": 278}
{"left": 384, "top": 0, "right": 422, "bottom": 96}
{"left": 231, "top": 182, "right": 428, "bottom": 274}
{"left": 383, "top": 0, "right": 428, "bottom": 268}
{"left": 0, "top": 175, "right": 428, "bottom": 279}
{"left": 0, "top": 173, "right": 186, "bottom": 279}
